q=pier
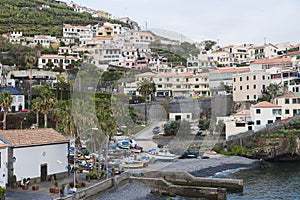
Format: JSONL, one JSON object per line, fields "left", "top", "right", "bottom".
{"left": 58, "top": 170, "right": 243, "bottom": 200}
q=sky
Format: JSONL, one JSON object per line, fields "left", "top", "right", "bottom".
{"left": 65, "top": 0, "right": 300, "bottom": 46}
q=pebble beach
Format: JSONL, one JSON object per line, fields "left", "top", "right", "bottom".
{"left": 98, "top": 155, "right": 259, "bottom": 200}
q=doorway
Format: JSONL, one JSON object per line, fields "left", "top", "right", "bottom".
{"left": 40, "top": 164, "right": 47, "bottom": 182}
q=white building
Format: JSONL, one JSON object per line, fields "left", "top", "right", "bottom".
{"left": 38, "top": 55, "right": 78, "bottom": 70}
{"left": 0, "top": 87, "right": 25, "bottom": 112}
{"left": 169, "top": 113, "right": 192, "bottom": 121}
{"left": 0, "top": 128, "right": 68, "bottom": 186}
{"left": 250, "top": 101, "right": 282, "bottom": 132}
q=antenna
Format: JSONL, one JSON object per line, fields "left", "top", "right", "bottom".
{"left": 145, "top": 21, "right": 147, "bottom": 30}
{"left": 264, "top": 37, "right": 267, "bottom": 45}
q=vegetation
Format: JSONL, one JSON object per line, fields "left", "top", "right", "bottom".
{"left": 0, "top": 0, "right": 130, "bottom": 36}
{"left": 137, "top": 79, "right": 156, "bottom": 123}
{"left": 214, "top": 145, "right": 252, "bottom": 157}
{"left": 0, "top": 91, "right": 13, "bottom": 130}
{"left": 163, "top": 120, "right": 191, "bottom": 136}
{"left": 257, "top": 83, "right": 287, "bottom": 102}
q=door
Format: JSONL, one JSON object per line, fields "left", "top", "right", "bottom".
{"left": 40, "top": 164, "right": 47, "bottom": 182}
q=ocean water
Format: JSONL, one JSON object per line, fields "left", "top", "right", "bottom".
{"left": 98, "top": 162, "right": 300, "bottom": 200}
{"left": 226, "top": 161, "right": 300, "bottom": 200}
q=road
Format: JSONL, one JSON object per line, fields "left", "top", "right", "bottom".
{"left": 133, "top": 121, "right": 165, "bottom": 151}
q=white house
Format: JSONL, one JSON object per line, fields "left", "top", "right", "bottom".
{"left": 0, "top": 87, "right": 25, "bottom": 112}
{"left": 169, "top": 113, "right": 192, "bottom": 121}
{"left": 0, "top": 128, "right": 69, "bottom": 186}
{"left": 250, "top": 101, "right": 282, "bottom": 132}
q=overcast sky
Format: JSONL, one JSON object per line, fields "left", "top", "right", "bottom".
{"left": 65, "top": 0, "right": 300, "bottom": 46}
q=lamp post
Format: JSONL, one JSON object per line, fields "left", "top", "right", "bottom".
{"left": 73, "top": 127, "right": 98, "bottom": 191}
{"left": 20, "top": 117, "right": 26, "bottom": 129}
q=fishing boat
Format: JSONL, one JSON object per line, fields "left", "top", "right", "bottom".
{"left": 147, "top": 148, "right": 178, "bottom": 162}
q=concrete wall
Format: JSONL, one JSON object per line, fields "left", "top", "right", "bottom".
{"left": 0, "top": 147, "right": 8, "bottom": 187}
{"left": 58, "top": 172, "right": 130, "bottom": 200}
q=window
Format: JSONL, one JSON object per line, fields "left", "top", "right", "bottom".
{"left": 240, "top": 77, "right": 242, "bottom": 81}
{"left": 176, "top": 79, "right": 179, "bottom": 82}
{"left": 262, "top": 75, "right": 265, "bottom": 80}
{"left": 233, "top": 78, "right": 236, "bottom": 82}
{"left": 187, "top": 115, "right": 190, "bottom": 119}
{"left": 273, "top": 109, "right": 282, "bottom": 115}
{"left": 247, "top": 85, "right": 249, "bottom": 90}
{"left": 253, "top": 75, "right": 256, "bottom": 80}
{"left": 267, "top": 120, "right": 273, "bottom": 124}
{"left": 247, "top": 95, "right": 249, "bottom": 100}
{"left": 240, "top": 86, "right": 243, "bottom": 90}
{"left": 159, "top": 78, "right": 162, "bottom": 81}
{"left": 256, "top": 120, "right": 261, "bottom": 125}
{"left": 246, "top": 76, "right": 249, "bottom": 81}
{"left": 254, "top": 95, "right": 257, "bottom": 99}
{"left": 253, "top": 85, "right": 256, "bottom": 89}
{"left": 285, "top": 99, "right": 290, "bottom": 104}
{"left": 176, "top": 85, "right": 181, "bottom": 88}
{"left": 157, "top": 85, "right": 162, "bottom": 88}
{"left": 285, "top": 109, "right": 290, "bottom": 114}
{"left": 256, "top": 109, "right": 261, "bottom": 114}
{"left": 292, "top": 98, "right": 297, "bottom": 104}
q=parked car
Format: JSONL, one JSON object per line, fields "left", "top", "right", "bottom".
{"left": 174, "top": 96, "right": 185, "bottom": 100}
{"left": 152, "top": 126, "right": 161, "bottom": 134}
{"left": 179, "top": 149, "right": 199, "bottom": 159}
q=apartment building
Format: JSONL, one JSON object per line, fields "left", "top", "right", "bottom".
{"left": 232, "top": 71, "right": 271, "bottom": 102}
{"left": 249, "top": 43, "right": 278, "bottom": 60}
{"left": 38, "top": 55, "right": 78, "bottom": 69}
{"left": 132, "top": 71, "right": 209, "bottom": 97}
{"left": 274, "top": 92, "right": 300, "bottom": 119}
{"left": 209, "top": 67, "right": 250, "bottom": 95}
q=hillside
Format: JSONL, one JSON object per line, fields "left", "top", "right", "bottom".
{"left": 0, "top": 0, "right": 129, "bottom": 36}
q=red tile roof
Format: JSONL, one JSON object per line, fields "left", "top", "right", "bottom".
{"left": 0, "top": 128, "right": 68, "bottom": 147}
{"left": 210, "top": 67, "right": 250, "bottom": 74}
{"left": 251, "top": 58, "right": 291, "bottom": 64}
{"left": 253, "top": 101, "right": 281, "bottom": 108}
{"left": 234, "top": 109, "right": 250, "bottom": 116}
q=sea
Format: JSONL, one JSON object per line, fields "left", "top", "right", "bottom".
{"left": 98, "top": 161, "right": 300, "bottom": 200}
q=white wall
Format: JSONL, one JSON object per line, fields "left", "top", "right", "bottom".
{"left": 0, "top": 148, "right": 8, "bottom": 187}
{"left": 13, "top": 143, "right": 68, "bottom": 181}
{"left": 250, "top": 107, "right": 280, "bottom": 132}
{"left": 169, "top": 113, "right": 192, "bottom": 121}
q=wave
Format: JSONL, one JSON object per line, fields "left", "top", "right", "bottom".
{"left": 209, "top": 167, "right": 249, "bottom": 178}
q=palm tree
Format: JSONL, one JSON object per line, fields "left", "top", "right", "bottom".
{"left": 0, "top": 91, "right": 13, "bottom": 130}
{"left": 31, "top": 97, "right": 42, "bottom": 128}
{"left": 137, "top": 80, "right": 156, "bottom": 123}
{"left": 39, "top": 88, "right": 56, "bottom": 128}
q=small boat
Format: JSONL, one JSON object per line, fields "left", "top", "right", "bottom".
{"left": 147, "top": 148, "right": 178, "bottom": 162}
{"left": 120, "top": 160, "right": 147, "bottom": 169}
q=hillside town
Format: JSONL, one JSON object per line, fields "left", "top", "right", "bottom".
{"left": 0, "top": 0, "right": 300, "bottom": 199}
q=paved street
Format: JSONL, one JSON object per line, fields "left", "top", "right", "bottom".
{"left": 133, "top": 121, "right": 165, "bottom": 151}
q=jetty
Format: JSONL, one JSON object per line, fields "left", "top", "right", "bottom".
{"left": 58, "top": 170, "right": 243, "bottom": 200}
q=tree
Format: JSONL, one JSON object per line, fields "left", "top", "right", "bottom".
{"left": 31, "top": 97, "right": 42, "bottom": 128}
{"left": 164, "top": 120, "right": 191, "bottom": 136}
{"left": 137, "top": 80, "right": 156, "bottom": 123}
{"left": 0, "top": 91, "right": 13, "bottom": 130}
{"left": 38, "top": 88, "right": 56, "bottom": 128}
{"left": 198, "top": 117, "right": 210, "bottom": 130}
{"left": 258, "top": 83, "right": 288, "bottom": 102}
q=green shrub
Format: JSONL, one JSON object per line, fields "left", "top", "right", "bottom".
{"left": 0, "top": 187, "right": 5, "bottom": 197}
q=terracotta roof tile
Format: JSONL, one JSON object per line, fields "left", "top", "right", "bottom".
{"left": 210, "top": 67, "right": 250, "bottom": 74}
{"left": 251, "top": 58, "right": 291, "bottom": 64}
{"left": 253, "top": 101, "right": 281, "bottom": 108}
{"left": 0, "top": 128, "right": 68, "bottom": 147}
{"left": 234, "top": 109, "right": 250, "bottom": 116}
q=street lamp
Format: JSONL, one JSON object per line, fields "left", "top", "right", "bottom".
{"left": 20, "top": 117, "right": 26, "bottom": 129}
{"left": 73, "top": 127, "right": 98, "bottom": 192}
